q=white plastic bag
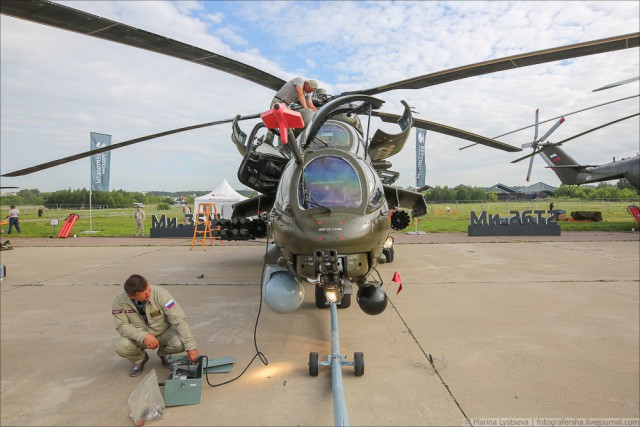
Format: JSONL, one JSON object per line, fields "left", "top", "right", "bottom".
{"left": 128, "top": 370, "right": 165, "bottom": 426}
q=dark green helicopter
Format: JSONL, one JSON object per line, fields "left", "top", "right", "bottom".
{"left": 232, "top": 95, "right": 427, "bottom": 314}
{"left": 2, "top": 1, "right": 638, "bottom": 317}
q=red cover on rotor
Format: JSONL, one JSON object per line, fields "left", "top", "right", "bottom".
{"left": 260, "top": 103, "right": 305, "bottom": 145}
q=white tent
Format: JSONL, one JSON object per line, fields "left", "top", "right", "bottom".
{"left": 193, "top": 179, "right": 248, "bottom": 219}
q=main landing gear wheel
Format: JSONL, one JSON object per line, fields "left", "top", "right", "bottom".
{"left": 382, "top": 247, "right": 394, "bottom": 263}
{"left": 354, "top": 352, "right": 364, "bottom": 376}
{"left": 339, "top": 294, "right": 351, "bottom": 309}
{"left": 309, "top": 352, "right": 319, "bottom": 377}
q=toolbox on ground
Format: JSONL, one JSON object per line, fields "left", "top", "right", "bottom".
{"left": 163, "top": 355, "right": 235, "bottom": 407}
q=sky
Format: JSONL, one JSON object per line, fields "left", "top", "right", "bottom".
{"left": 1, "top": 1, "right": 639, "bottom": 194}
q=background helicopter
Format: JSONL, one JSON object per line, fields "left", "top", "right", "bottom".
{"left": 512, "top": 109, "right": 640, "bottom": 191}
{"left": 1, "top": 1, "right": 639, "bottom": 316}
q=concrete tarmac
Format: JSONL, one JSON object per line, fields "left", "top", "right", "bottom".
{"left": 0, "top": 232, "right": 638, "bottom": 426}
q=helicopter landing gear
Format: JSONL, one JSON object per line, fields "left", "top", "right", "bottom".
{"left": 307, "top": 302, "right": 362, "bottom": 426}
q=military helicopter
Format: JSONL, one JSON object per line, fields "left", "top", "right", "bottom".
{"left": 512, "top": 110, "right": 640, "bottom": 191}
{"left": 1, "top": 1, "right": 639, "bottom": 316}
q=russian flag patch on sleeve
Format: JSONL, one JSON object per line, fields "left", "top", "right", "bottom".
{"left": 165, "top": 299, "right": 175, "bottom": 310}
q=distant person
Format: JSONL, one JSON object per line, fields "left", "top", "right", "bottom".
{"left": 6, "top": 204, "right": 21, "bottom": 234}
{"left": 112, "top": 274, "right": 199, "bottom": 377}
{"left": 272, "top": 77, "right": 318, "bottom": 112}
{"left": 38, "top": 207, "right": 44, "bottom": 217}
{"left": 549, "top": 202, "right": 555, "bottom": 211}
{"left": 134, "top": 206, "right": 146, "bottom": 237}
{"left": 182, "top": 204, "right": 191, "bottom": 226}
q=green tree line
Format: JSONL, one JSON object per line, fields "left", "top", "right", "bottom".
{"left": 1, "top": 188, "right": 172, "bottom": 208}
{"left": 1, "top": 181, "right": 636, "bottom": 208}
{"left": 423, "top": 181, "right": 637, "bottom": 202}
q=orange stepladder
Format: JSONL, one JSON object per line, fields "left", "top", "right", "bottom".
{"left": 190, "top": 202, "right": 222, "bottom": 251}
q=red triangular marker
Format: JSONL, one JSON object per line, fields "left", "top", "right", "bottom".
{"left": 260, "top": 103, "right": 305, "bottom": 145}
{"left": 392, "top": 271, "right": 402, "bottom": 295}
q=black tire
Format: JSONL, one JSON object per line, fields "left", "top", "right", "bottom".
{"left": 309, "top": 352, "right": 319, "bottom": 377}
{"left": 315, "top": 286, "right": 328, "bottom": 309}
{"left": 354, "top": 352, "right": 364, "bottom": 377}
{"left": 338, "top": 294, "right": 351, "bottom": 309}
{"left": 383, "top": 247, "right": 394, "bottom": 263}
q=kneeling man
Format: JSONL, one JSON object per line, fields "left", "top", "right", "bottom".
{"left": 112, "top": 274, "right": 199, "bottom": 377}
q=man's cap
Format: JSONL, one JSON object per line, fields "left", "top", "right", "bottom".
{"left": 306, "top": 79, "right": 318, "bottom": 89}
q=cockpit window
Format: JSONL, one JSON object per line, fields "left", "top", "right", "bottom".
{"left": 361, "top": 160, "right": 385, "bottom": 210}
{"left": 299, "top": 157, "right": 362, "bottom": 209}
{"left": 315, "top": 123, "right": 351, "bottom": 148}
{"left": 275, "top": 161, "right": 296, "bottom": 211}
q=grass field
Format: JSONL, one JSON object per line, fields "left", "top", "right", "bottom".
{"left": 1, "top": 199, "right": 639, "bottom": 237}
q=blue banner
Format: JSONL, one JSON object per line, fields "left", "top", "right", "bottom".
{"left": 90, "top": 132, "right": 111, "bottom": 191}
{"left": 415, "top": 128, "right": 426, "bottom": 188}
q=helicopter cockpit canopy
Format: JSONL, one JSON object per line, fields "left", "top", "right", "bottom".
{"left": 299, "top": 156, "right": 362, "bottom": 209}
{"left": 310, "top": 122, "right": 359, "bottom": 152}
{"left": 274, "top": 149, "right": 387, "bottom": 215}
{"left": 301, "top": 95, "right": 384, "bottom": 150}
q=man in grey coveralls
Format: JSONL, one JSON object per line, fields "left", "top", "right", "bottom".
{"left": 271, "top": 77, "right": 318, "bottom": 111}
{"left": 112, "top": 274, "right": 199, "bottom": 377}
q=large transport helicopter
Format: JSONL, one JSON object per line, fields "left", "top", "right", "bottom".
{"left": 1, "top": 1, "right": 638, "bottom": 317}
{"left": 512, "top": 110, "right": 640, "bottom": 191}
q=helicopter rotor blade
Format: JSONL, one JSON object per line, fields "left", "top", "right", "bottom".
{"left": 524, "top": 109, "right": 542, "bottom": 181}
{"left": 3, "top": 2, "right": 637, "bottom": 98}
{"left": 521, "top": 109, "right": 539, "bottom": 149}
{"left": 552, "top": 112, "right": 639, "bottom": 146}
{"left": 345, "top": 33, "right": 639, "bottom": 96}
{"left": 0, "top": 0, "right": 285, "bottom": 91}
{"left": 372, "top": 112, "right": 521, "bottom": 152}
{"left": 592, "top": 76, "right": 640, "bottom": 92}
{"left": 525, "top": 153, "right": 536, "bottom": 182}
{"left": 1, "top": 114, "right": 261, "bottom": 177}
{"left": 537, "top": 117, "right": 565, "bottom": 145}
{"left": 511, "top": 150, "right": 539, "bottom": 164}
{"left": 533, "top": 109, "right": 539, "bottom": 144}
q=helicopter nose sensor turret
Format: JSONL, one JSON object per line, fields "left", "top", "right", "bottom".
{"left": 356, "top": 284, "right": 388, "bottom": 315}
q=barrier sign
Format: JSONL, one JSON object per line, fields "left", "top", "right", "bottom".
{"left": 468, "top": 210, "right": 561, "bottom": 236}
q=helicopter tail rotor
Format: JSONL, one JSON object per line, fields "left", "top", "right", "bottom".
{"left": 521, "top": 110, "right": 565, "bottom": 182}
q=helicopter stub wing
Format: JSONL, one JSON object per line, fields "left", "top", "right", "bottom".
{"left": 231, "top": 194, "right": 275, "bottom": 219}
{"left": 383, "top": 185, "right": 427, "bottom": 217}
{"left": 0, "top": 0, "right": 285, "bottom": 91}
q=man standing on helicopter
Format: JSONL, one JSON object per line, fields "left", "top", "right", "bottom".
{"left": 271, "top": 77, "right": 318, "bottom": 111}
